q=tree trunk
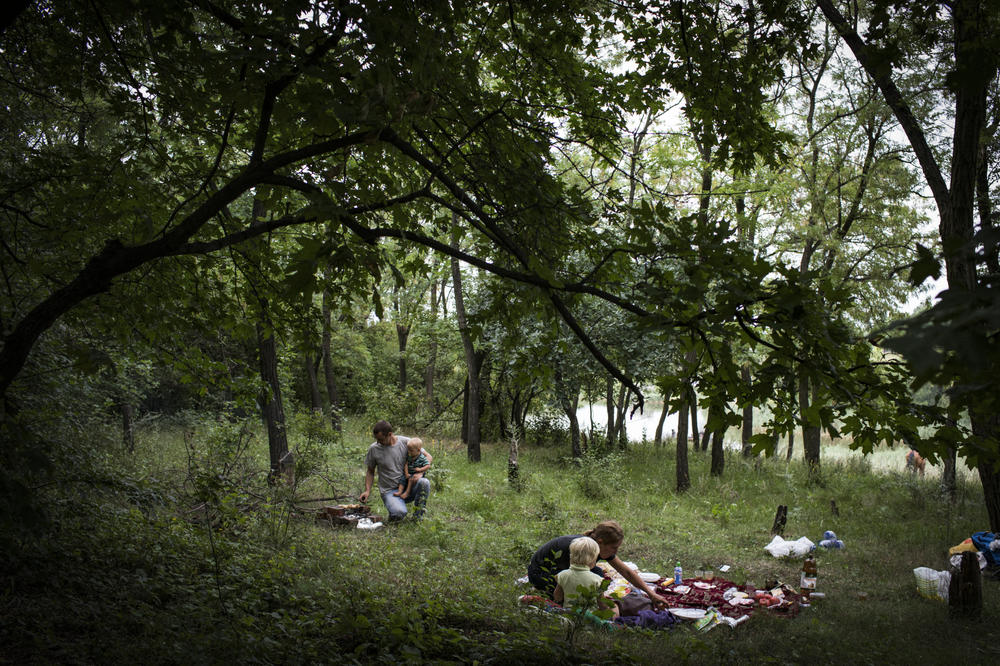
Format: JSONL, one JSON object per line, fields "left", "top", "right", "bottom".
{"left": 425, "top": 274, "right": 439, "bottom": 404}
{"left": 818, "top": 0, "right": 1000, "bottom": 535}
{"left": 321, "top": 290, "right": 341, "bottom": 432}
{"left": 654, "top": 394, "right": 669, "bottom": 447}
{"left": 395, "top": 322, "right": 410, "bottom": 392}
{"left": 451, "top": 222, "right": 481, "bottom": 462}
{"left": 978, "top": 141, "right": 1000, "bottom": 274}
{"left": 942, "top": 445, "right": 957, "bottom": 502}
{"left": 710, "top": 426, "right": 725, "bottom": 477}
{"left": 689, "top": 385, "right": 700, "bottom": 449}
{"left": 461, "top": 377, "right": 470, "bottom": 445}
{"left": 676, "top": 386, "right": 690, "bottom": 492}
{"left": 979, "top": 455, "right": 1000, "bottom": 534}
{"left": 121, "top": 401, "right": 135, "bottom": 454}
{"left": 606, "top": 376, "right": 615, "bottom": 448}
{"left": 700, "top": 415, "right": 711, "bottom": 452}
{"left": 786, "top": 428, "right": 795, "bottom": 461}
{"left": 305, "top": 354, "right": 323, "bottom": 413}
{"left": 257, "top": 315, "right": 290, "bottom": 481}
{"left": 555, "top": 367, "right": 582, "bottom": 458}
{"left": 741, "top": 364, "right": 754, "bottom": 457}
{"left": 799, "top": 374, "right": 821, "bottom": 477}
{"left": 615, "top": 381, "right": 628, "bottom": 448}
{"left": 508, "top": 430, "right": 521, "bottom": 488}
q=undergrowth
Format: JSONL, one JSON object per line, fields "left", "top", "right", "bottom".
{"left": 2, "top": 413, "right": 998, "bottom": 664}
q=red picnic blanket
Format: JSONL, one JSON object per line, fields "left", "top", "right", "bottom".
{"left": 653, "top": 576, "right": 800, "bottom": 619}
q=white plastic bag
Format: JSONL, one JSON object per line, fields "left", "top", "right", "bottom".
{"left": 357, "top": 517, "right": 383, "bottom": 531}
{"left": 764, "top": 535, "right": 815, "bottom": 558}
{"left": 913, "top": 567, "right": 949, "bottom": 602}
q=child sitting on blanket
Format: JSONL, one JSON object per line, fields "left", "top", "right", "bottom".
{"left": 553, "top": 537, "right": 619, "bottom": 618}
{"left": 394, "top": 438, "right": 431, "bottom": 500}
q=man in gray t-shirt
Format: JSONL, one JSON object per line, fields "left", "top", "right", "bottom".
{"left": 359, "top": 420, "right": 430, "bottom": 520}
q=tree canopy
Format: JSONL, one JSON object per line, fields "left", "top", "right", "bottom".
{"left": 3, "top": 0, "right": 999, "bottom": 527}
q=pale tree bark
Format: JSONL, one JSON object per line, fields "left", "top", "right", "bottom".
{"left": 508, "top": 430, "right": 521, "bottom": 488}
{"left": 614, "top": 382, "right": 628, "bottom": 448}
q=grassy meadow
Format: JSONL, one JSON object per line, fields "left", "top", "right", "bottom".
{"left": 3, "top": 413, "right": 998, "bottom": 665}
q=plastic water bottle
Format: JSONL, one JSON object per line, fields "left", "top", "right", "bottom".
{"left": 674, "top": 560, "right": 682, "bottom": 585}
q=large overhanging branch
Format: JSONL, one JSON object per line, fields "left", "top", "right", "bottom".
{"left": 266, "top": 172, "right": 649, "bottom": 406}
{"left": 0, "top": 130, "right": 374, "bottom": 400}
{"left": 815, "top": 0, "right": 950, "bottom": 214}
{"left": 546, "top": 292, "right": 645, "bottom": 413}
{"left": 269, "top": 174, "right": 658, "bottom": 317}
{"left": 170, "top": 214, "right": 315, "bottom": 255}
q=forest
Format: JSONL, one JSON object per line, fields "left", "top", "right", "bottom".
{"left": 2, "top": 0, "right": 999, "bottom": 663}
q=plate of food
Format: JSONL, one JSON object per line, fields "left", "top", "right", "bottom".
{"left": 692, "top": 581, "right": 716, "bottom": 590}
{"left": 604, "top": 577, "right": 632, "bottom": 599}
{"left": 639, "top": 572, "right": 661, "bottom": 583}
{"left": 669, "top": 607, "right": 707, "bottom": 620}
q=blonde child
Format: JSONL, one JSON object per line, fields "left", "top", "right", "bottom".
{"left": 393, "top": 437, "right": 431, "bottom": 500}
{"left": 553, "top": 536, "right": 619, "bottom": 617}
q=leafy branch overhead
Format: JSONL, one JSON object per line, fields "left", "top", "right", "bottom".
{"left": 2, "top": 0, "right": 998, "bottom": 495}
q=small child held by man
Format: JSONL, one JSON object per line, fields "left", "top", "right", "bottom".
{"left": 394, "top": 437, "right": 431, "bottom": 500}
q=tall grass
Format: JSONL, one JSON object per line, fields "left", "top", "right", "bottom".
{"left": 3, "top": 413, "right": 998, "bottom": 664}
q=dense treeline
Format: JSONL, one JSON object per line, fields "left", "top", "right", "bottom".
{"left": 1, "top": 1, "right": 999, "bottom": 535}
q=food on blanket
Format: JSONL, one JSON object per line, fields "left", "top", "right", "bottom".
{"left": 666, "top": 584, "right": 691, "bottom": 594}
{"left": 639, "top": 572, "right": 661, "bottom": 583}
{"left": 604, "top": 577, "right": 631, "bottom": 599}
{"left": 692, "top": 581, "right": 715, "bottom": 590}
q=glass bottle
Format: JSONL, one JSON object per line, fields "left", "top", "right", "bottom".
{"left": 800, "top": 554, "right": 817, "bottom": 604}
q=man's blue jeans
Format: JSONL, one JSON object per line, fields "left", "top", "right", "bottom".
{"left": 380, "top": 476, "right": 430, "bottom": 520}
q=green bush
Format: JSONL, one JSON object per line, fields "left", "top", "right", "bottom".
{"left": 574, "top": 447, "right": 627, "bottom": 500}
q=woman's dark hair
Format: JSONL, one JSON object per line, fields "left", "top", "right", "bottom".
{"left": 585, "top": 520, "right": 624, "bottom": 545}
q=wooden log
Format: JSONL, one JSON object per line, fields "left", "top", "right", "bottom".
{"left": 771, "top": 504, "right": 787, "bottom": 536}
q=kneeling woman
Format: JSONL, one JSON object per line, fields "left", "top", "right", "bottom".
{"left": 527, "top": 520, "right": 667, "bottom": 608}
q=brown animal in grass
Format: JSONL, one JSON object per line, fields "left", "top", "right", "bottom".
{"left": 906, "top": 449, "right": 926, "bottom": 477}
